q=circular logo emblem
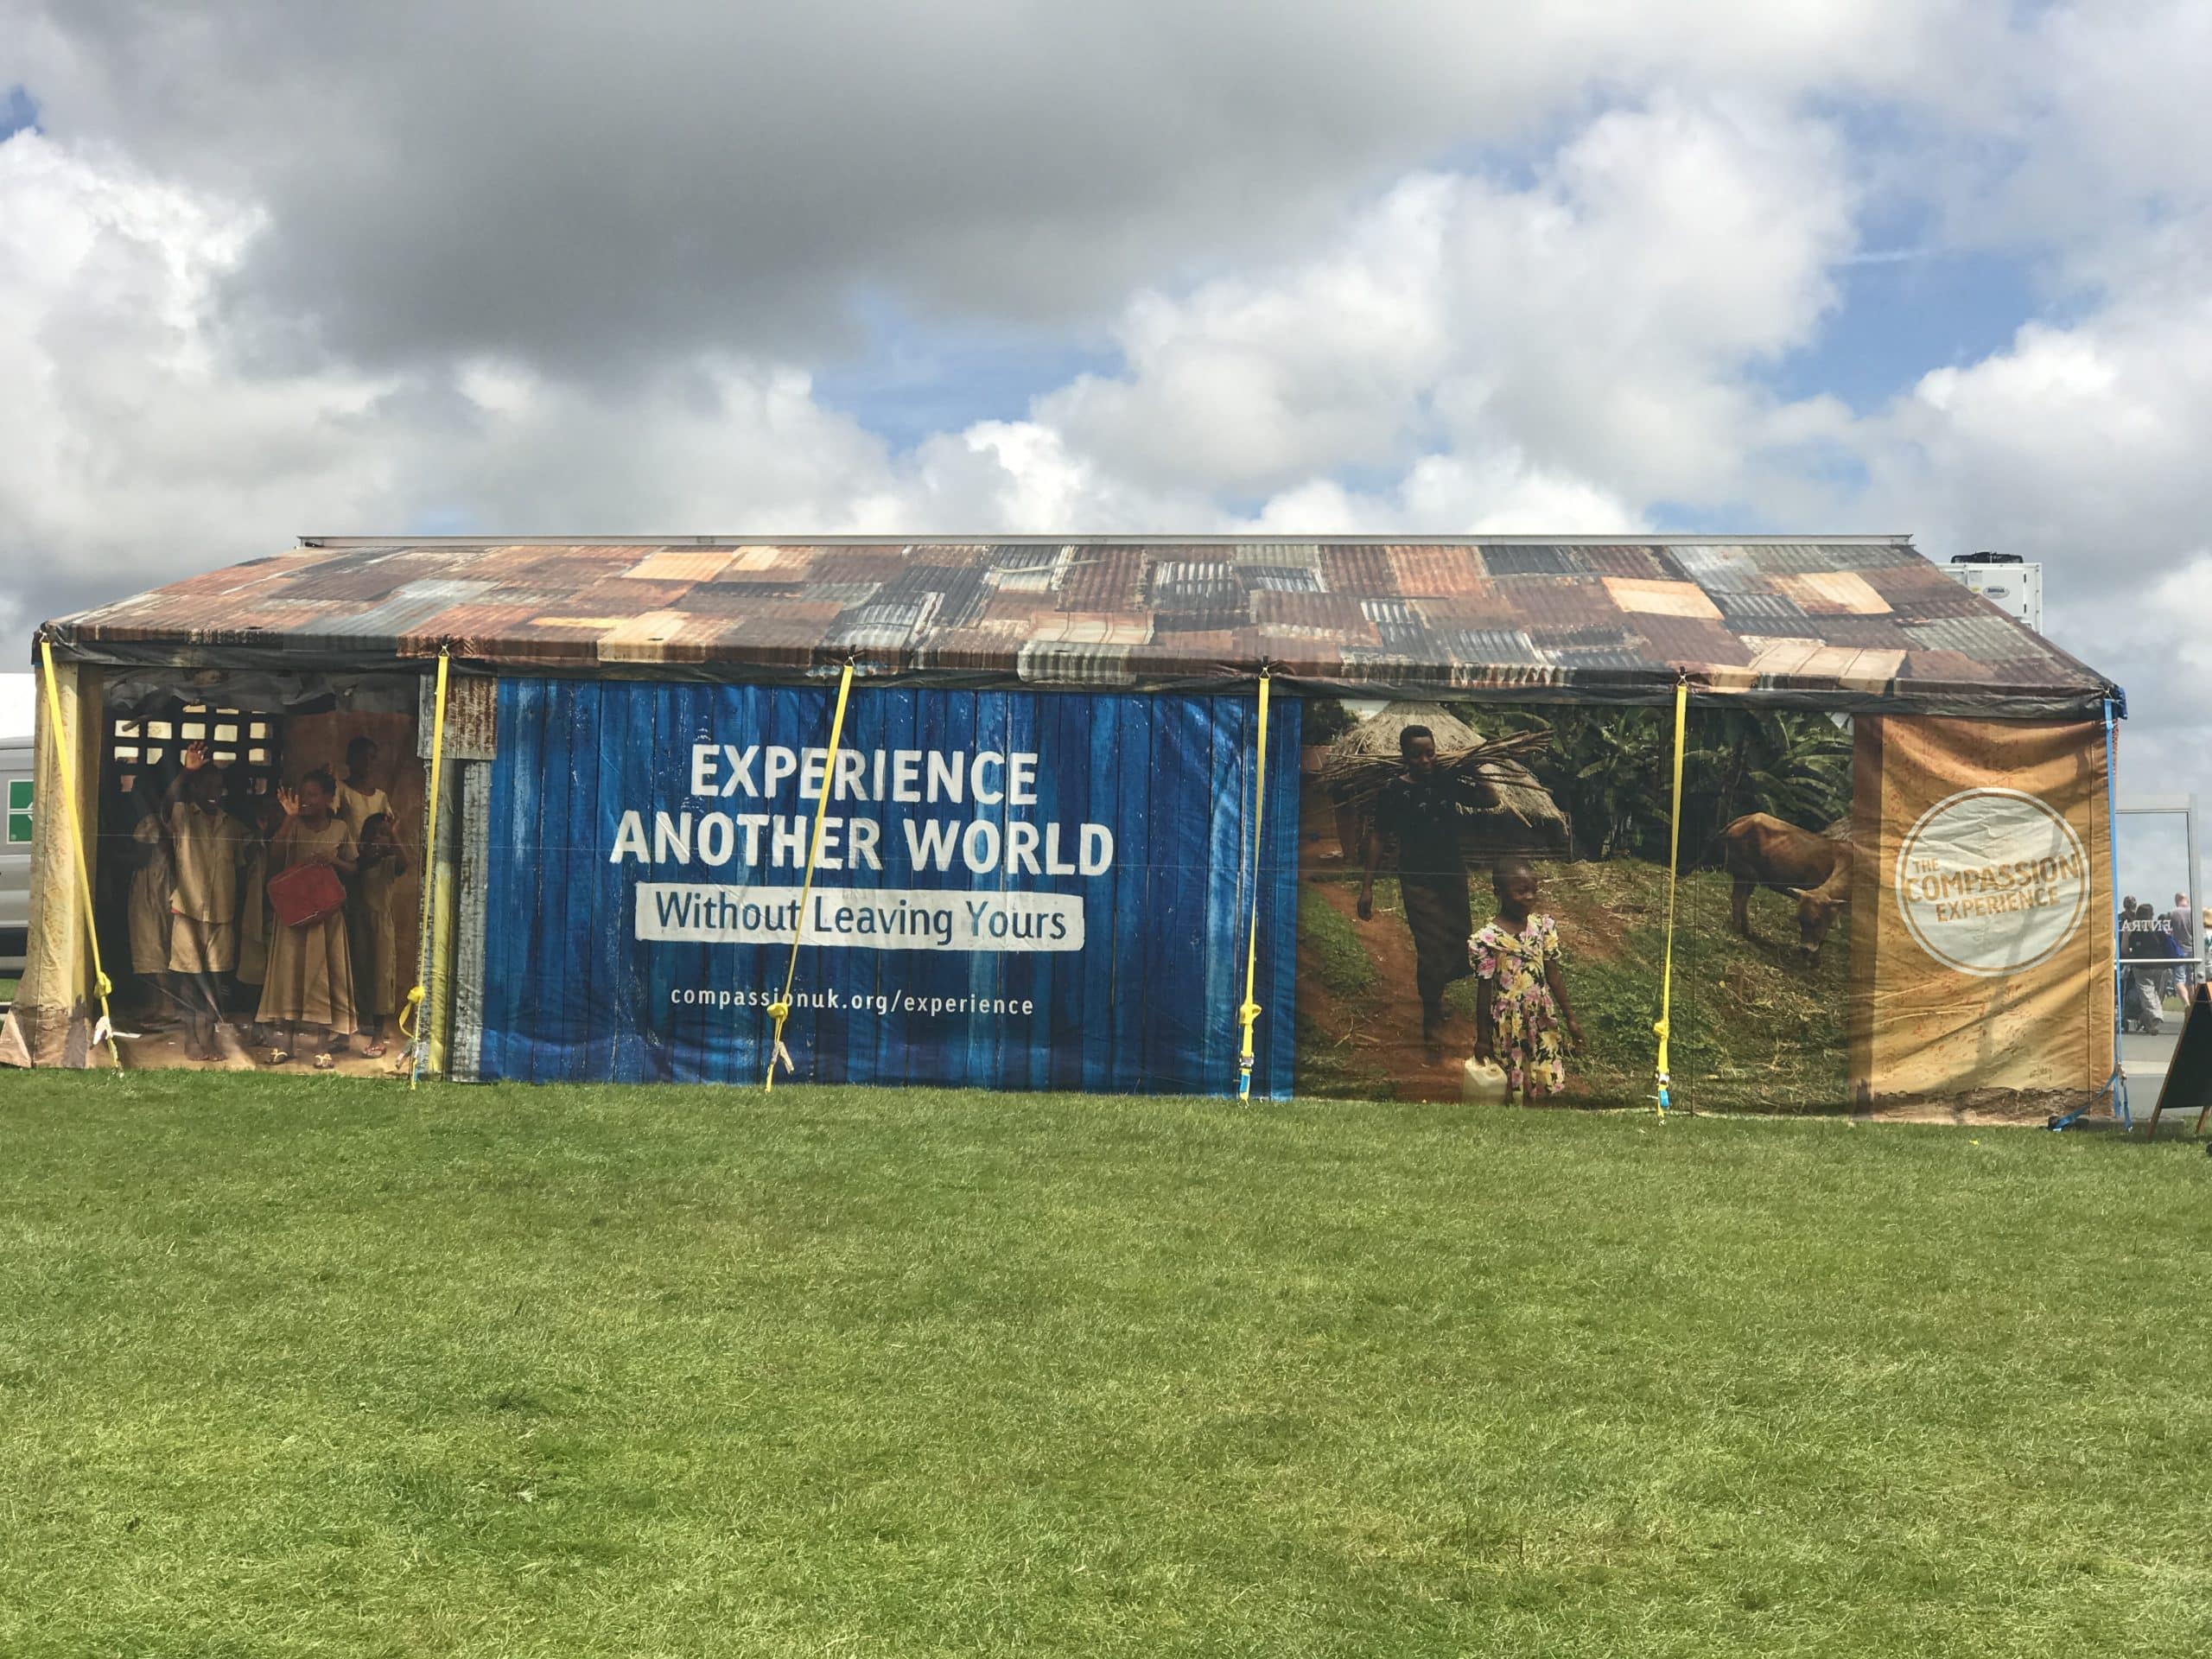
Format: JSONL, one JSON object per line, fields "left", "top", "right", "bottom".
{"left": 1893, "top": 788, "right": 2088, "bottom": 977}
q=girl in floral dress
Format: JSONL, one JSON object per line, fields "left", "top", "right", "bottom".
{"left": 1470, "top": 860, "right": 1583, "bottom": 1099}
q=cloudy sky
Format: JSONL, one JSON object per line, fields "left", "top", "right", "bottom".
{"left": 2, "top": 1, "right": 2208, "bottom": 827}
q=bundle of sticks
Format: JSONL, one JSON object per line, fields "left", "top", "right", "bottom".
{"left": 1317, "top": 727, "right": 1555, "bottom": 820}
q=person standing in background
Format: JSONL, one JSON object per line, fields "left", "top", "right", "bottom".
{"left": 2120, "top": 898, "right": 2151, "bottom": 969}
{"left": 257, "top": 769, "right": 359, "bottom": 1069}
{"left": 2154, "top": 903, "right": 2184, "bottom": 1006}
{"left": 126, "top": 776, "right": 175, "bottom": 1024}
{"left": 233, "top": 790, "right": 283, "bottom": 1045}
{"left": 2121, "top": 902, "right": 2164, "bottom": 1030}
{"left": 334, "top": 735, "right": 391, "bottom": 841}
{"left": 162, "top": 743, "right": 251, "bottom": 1061}
{"left": 1357, "top": 725, "right": 1502, "bottom": 1065}
{"left": 334, "top": 734, "right": 397, "bottom": 1058}
{"left": 2166, "top": 892, "right": 2197, "bottom": 1000}
{"left": 352, "top": 811, "right": 408, "bottom": 1061}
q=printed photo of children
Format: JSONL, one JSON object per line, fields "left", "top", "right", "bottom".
{"left": 257, "top": 768, "right": 359, "bottom": 1069}
{"left": 162, "top": 742, "right": 252, "bottom": 1060}
{"left": 1470, "top": 860, "right": 1582, "bottom": 1099}
{"left": 125, "top": 781, "right": 175, "bottom": 1022}
{"left": 232, "top": 790, "right": 284, "bottom": 1040}
{"left": 1296, "top": 696, "right": 1854, "bottom": 1109}
{"left": 1354, "top": 722, "right": 1499, "bottom": 1064}
{"left": 351, "top": 810, "right": 408, "bottom": 1058}
{"left": 92, "top": 692, "right": 425, "bottom": 1075}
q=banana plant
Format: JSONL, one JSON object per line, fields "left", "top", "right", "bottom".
{"left": 1471, "top": 703, "right": 1851, "bottom": 864}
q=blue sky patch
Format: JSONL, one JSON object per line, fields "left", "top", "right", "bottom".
{"left": 1, "top": 85, "right": 39, "bottom": 141}
{"left": 811, "top": 291, "right": 1118, "bottom": 449}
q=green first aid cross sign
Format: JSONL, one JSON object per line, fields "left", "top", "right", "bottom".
{"left": 6, "top": 777, "right": 29, "bottom": 844}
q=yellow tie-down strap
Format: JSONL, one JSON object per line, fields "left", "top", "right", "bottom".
{"left": 37, "top": 634, "right": 120, "bottom": 1067}
{"left": 1652, "top": 677, "right": 1688, "bottom": 1116}
{"left": 404, "top": 649, "right": 451, "bottom": 1089}
{"left": 1236, "top": 669, "right": 1273, "bottom": 1100}
{"left": 766, "top": 662, "right": 858, "bottom": 1091}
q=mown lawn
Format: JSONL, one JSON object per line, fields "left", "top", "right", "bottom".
{"left": 3, "top": 1073, "right": 2210, "bottom": 1656}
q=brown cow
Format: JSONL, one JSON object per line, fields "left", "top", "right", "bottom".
{"left": 1719, "top": 813, "right": 1854, "bottom": 963}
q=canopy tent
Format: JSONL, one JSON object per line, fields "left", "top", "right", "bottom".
{"left": 15, "top": 536, "right": 2120, "bottom": 1121}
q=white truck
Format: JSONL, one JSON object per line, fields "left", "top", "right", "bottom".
{"left": 2, "top": 733, "right": 29, "bottom": 981}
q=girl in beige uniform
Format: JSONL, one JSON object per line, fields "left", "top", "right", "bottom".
{"left": 233, "top": 791, "right": 283, "bottom": 1035}
{"left": 127, "top": 800, "right": 175, "bottom": 1020}
{"left": 164, "top": 743, "right": 251, "bottom": 1059}
{"left": 257, "top": 768, "right": 359, "bottom": 1069}
{"left": 336, "top": 735, "right": 397, "bottom": 1058}
{"left": 334, "top": 736, "right": 391, "bottom": 841}
{"left": 352, "top": 812, "right": 408, "bottom": 1059}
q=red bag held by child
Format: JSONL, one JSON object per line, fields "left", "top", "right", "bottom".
{"left": 267, "top": 861, "right": 346, "bottom": 930}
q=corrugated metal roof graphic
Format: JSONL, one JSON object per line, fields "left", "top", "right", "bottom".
{"left": 42, "top": 537, "right": 2114, "bottom": 715}
{"left": 1502, "top": 577, "right": 1618, "bottom": 628}
{"left": 1058, "top": 546, "right": 1148, "bottom": 611}
{"left": 1384, "top": 544, "right": 1486, "bottom": 594}
{"left": 1233, "top": 542, "right": 1323, "bottom": 567}
{"left": 1318, "top": 546, "right": 1395, "bottom": 594}
{"left": 1573, "top": 543, "right": 1683, "bottom": 580}
{"left": 1713, "top": 590, "right": 1812, "bottom": 629}
{"left": 1238, "top": 564, "right": 1325, "bottom": 594}
{"left": 1630, "top": 614, "right": 1755, "bottom": 664}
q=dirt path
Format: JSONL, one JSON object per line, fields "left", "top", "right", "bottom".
{"left": 1300, "top": 875, "right": 1502, "bottom": 1103}
{"left": 116, "top": 1014, "right": 404, "bottom": 1078}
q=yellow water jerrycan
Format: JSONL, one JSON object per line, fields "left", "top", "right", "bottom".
{"left": 1462, "top": 1057, "right": 1510, "bottom": 1105}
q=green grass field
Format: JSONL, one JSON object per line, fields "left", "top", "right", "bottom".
{"left": 5, "top": 1074, "right": 2212, "bottom": 1656}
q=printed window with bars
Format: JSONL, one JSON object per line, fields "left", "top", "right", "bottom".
{"left": 109, "top": 706, "right": 281, "bottom": 798}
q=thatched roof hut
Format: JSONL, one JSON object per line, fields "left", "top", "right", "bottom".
{"left": 1317, "top": 702, "right": 1573, "bottom": 859}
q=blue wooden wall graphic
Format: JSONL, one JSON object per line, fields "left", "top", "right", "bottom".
{"left": 478, "top": 678, "right": 1302, "bottom": 1096}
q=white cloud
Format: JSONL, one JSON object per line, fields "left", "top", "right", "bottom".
{"left": 0, "top": 101, "right": 1719, "bottom": 620}
{"left": 1846, "top": 235, "right": 2212, "bottom": 679}
{"left": 0, "top": 130, "right": 913, "bottom": 630}
{"left": 1, "top": 0, "right": 1983, "bottom": 373}
{"left": 1783, "top": 203, "right": 2212, "bottom": 796}
{"left": 1235, "top": 454, "right": 1638, "bottom": 538}
{"left": 0, "top": 132, "right": 398, "bottom": 632}
{"left": 1948, "top": 1, "right": 2212, "bottom": 269}
{"left": 1039, "top": 175, "right": 1458, "bottom": 493}
{"left": 1036, "top": 100, "right": 1853, "bottom": 506}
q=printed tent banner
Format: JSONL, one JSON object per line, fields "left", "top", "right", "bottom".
{"left": 1283, "top": 697, "right": 2113, "bottom": 1116}
{"left": 0, "top": 668, "right": 429, "bottom": 1075}
{"left": 478, "top": 678, "right": 1303, "bottom": 1093}
{"left": 1847, "top": 715, "right": 2113, "bottom": 1109}
{"left": 9, "top": 537, "right": 2122, "bottom": 1120}
{"left": 465, "top": 680, "right": 2114, "bottom": 1118}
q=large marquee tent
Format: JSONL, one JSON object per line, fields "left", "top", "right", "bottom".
{"left": 10, "top": 535, "right": 2121, "bottom": 1117}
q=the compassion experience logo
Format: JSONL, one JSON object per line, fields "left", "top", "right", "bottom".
{"left": 1893, "top": 788, "right": 2088, "bottom": 977}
